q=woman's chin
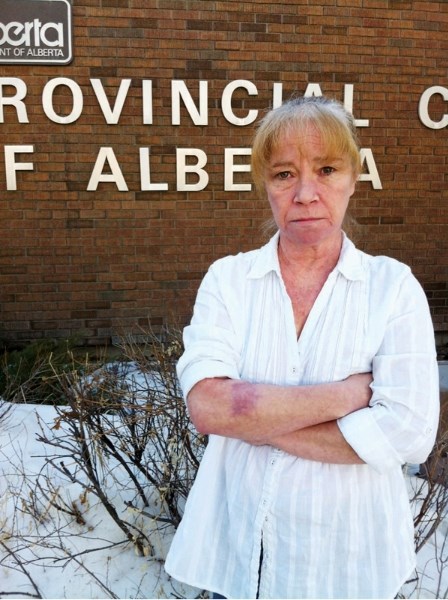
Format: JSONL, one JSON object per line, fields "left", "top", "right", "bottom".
{"left": 281, "top": 222, "right": 341, "bottom": 248}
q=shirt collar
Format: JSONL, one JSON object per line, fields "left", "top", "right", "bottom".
{"left": 247, "top": 231, "right": 282, "bottom": 279}
{"left": 247, "top": 231, "right": 366, "bottom": 282}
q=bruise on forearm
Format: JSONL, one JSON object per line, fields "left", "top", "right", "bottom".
{"left": 229, "top": 381, "right": 259, "bottom": 417}
{"left": 190, "top": 376, "right": 355, "bottom": 443}
{"left": 188, "top": 378, "right": 262, "bottom": 437}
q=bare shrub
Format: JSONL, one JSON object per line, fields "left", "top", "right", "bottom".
{"left": 412, "top": 395, "right": 448, "bottom": 553}
{"left": 2, "top": 329, "right": 448, "bottom": 598}
{"left": 397, "top": 392, "right": 448, "bottom": 597}
{"left": 34, "top": 327, "right": 206, "bottom": 555}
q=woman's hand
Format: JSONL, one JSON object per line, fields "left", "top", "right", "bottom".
{"left": 340, "top": 372, "right": 373, "bottom": 415}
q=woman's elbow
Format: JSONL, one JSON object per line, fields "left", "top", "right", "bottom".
{"left": 186, "top": 378, "right": 221, "bottom": 435}
{"left": 404, "top": 437, "right": 438, "bottom": 466}
{"left": 187, "top": 396, "right": 211, "bottom": 434}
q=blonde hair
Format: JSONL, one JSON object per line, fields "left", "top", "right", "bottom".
{"left": 251, "top": 96, "right": 362, "bottom": 199}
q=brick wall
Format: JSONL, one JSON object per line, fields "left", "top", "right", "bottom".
{"left": 0, "top": 0, "right": 447, "bottom": 347}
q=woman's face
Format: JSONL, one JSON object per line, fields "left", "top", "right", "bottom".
{"left": 264, "top": 125, "right": 357, "bottom": 250}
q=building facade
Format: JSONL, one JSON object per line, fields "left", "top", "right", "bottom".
{"left": 0, "top": 0, "right": 447, "bottom": 348}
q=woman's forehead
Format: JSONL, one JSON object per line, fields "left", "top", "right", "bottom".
{"left": 270, "top": 125, "right": 342, "bottom": 162}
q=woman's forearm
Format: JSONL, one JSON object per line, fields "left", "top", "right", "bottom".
{"left": 187, "top": 373, "right": 372, "bottom": 444}
{"left": 267, "top": 421, "right": 364, "bottom": 464}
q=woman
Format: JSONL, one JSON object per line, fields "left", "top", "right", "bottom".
{"left": 164, "top": 96, "right": 440, "bottom": 598}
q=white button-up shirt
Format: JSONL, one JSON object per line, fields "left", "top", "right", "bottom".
{"left": 165, "top": 233, "right": 439, "bottom": 599}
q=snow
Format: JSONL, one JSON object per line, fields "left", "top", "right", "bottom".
{"left": 1, "top": 400, "right": 447, "bottom": 599}
{"left": 0, "top": 401, "right": 199, "bottom": 599}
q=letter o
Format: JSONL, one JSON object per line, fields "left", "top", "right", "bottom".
{"left": 42, "top": 78, "right": 83, "bottom": 124}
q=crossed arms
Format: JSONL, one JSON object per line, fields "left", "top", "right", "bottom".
{"left": 179, "top": 255, "right": 439, "bottom": 471}
{"left": 187, "top": 374, "right": 372, "bottom": 464}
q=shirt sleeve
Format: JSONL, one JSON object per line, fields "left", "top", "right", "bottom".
{"left": 337, "top": 270, "right": 440, "bottom": 474}
{"left": 176, "top": 261, "right": 242, "bottom": 399}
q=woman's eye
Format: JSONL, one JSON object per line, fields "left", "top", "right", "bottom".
{"left": 276, "top": 171, "right": 290, "bottom": 180}
{"left": 321, "top": 166, "right": 335, "bottom": 175}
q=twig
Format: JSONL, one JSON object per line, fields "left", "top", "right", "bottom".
{"left": 0, "top": 540, "right": 42, "bottom": 599}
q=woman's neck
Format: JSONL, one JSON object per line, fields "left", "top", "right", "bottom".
{"left": 277, "top": 231, "right": 344, "bottom": 337}
{"left": 277, "top": 231, "right": 343, "bottom": 276}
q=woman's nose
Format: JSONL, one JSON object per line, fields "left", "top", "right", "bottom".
{"left": 293, "top": 177, "right": 318, "bottom": 204}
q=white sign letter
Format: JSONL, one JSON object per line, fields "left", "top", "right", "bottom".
{"left": 0, "top": 77, "right": 29, "bottom": 123}
{"left": 140, "top": 148, "right": 168, "bottom": 191}
{"left": 87, "top": 147, "right": 128, "bottom": 191}
{"left": 5, "top": 145, "right": 34, "bottom": 190}
{"left": 225, "top": 148, "right": 252, "bottom": 191}
{"left": 222, "top": 80, "right": 258, "bottom": 126}
{"left": 142, "top": 80, "right": 153, "bottom": 125}
{"left": 172, "top": 80, "right": 208, "bottom": 125}
{"left": 42, "top": 78, "right": 83, "bottom": 124}
{"left": 304, "top": 83, "right": 323, "bottom": 98}
{"left": 359, "top": 148, "right": 382, "bottom": 190}
{"left": 176, "top": 148, "right": 208, "bottom": 191}
{"left": 343, "top": 84, "right": 369, "bottom": 127}
{"left": 418, "top": 86, "right": 448, "bottom": 129}
{"left": 90, "top": 78, "right": 132, "bottom": 124}
{"left": 272, "top": 83, "right": 283, "bottom": 109}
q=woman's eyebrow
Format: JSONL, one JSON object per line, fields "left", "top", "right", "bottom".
{"left": 268, "top": 160, "right": 295, "bottom": 169}
{"left": 313, "top": 155, "right": 345, "bottom": 165}
{"left": 269, "top": 157, "right": 345, "bottom": 169}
